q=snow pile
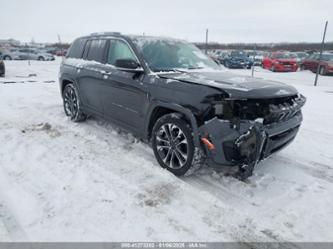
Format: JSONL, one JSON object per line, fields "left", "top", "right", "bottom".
{"left": 0, "top": 59, "right": 332, "bottom": 242}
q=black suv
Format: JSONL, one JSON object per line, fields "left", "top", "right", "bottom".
{"left": 59, "top": 32, "right": 306, "bottom": 179}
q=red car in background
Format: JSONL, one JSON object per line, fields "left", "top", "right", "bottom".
{"left": 262, "top": 52, "right": 298, "bottom": 72}
{"left": 300, "top": 53, "right": 333, "bottom": 75}
{"left": 56, "top": 50, "right": 67, "bottom": 56}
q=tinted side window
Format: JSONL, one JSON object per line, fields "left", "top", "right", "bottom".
{"left": 86, "top": 39, "right": 107, "bottom": 63}
{"left": 67, "top": 38, "right": 86, "bottom": 59}
{"left": 82, "top": 40, "right": 91, "bottom": 59}
{"left": 107, "top": 40, "right": 137, "bottom": 65}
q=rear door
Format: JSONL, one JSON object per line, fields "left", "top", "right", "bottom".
{"left": 18, "top": 49, "right": 28, "bottom": 59}
{"left": 309, "top": 54, "right": 319, "bottom": 71}
{"left": 302, "top": 55, "right": 313, "bottom": 69}
{"left": 99, "top": 38, "right": 148, "bottom": 132}
{"left": 76, "top": 39, "right": 108, "bottom": 115}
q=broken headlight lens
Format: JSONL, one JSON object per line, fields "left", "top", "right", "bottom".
{"left": 214, "top": 103, "right": 223, "bottom": 116}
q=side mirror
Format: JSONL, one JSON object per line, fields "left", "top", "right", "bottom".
{"left": 115, "top": 58, "right": 144, "bottom": 73}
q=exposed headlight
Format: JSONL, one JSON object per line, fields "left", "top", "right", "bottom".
{"left": 214, "top": 103, "right": 223, "bottom": 116}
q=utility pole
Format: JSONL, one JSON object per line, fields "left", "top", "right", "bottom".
{"left": 28, "top": 38, "right": 32, "bottom": 66}
{"left": 251, "top": 44, "right": 257, "bottom": 77}
{"left": 205, "top": 29, "right": 209, "bottom": 54}
{"left": 314, "top": 21, "right": 328, "bottom": 86}
{"left": 57, "top": 34, "right": 64, "bottom": 59}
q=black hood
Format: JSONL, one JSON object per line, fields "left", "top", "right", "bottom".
{"left": 159, "top": 70, "right": 298, "bottom": 99}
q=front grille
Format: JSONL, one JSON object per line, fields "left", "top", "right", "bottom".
{"left": 228, "top": 95, "right": 306, "bottom": 125}
{"left": 264, "top": 95, "right": 305, "bottom": 124}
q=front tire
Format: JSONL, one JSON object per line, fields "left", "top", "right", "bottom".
{"left": 151, "top": 114, "right": 205, "bottom": 176}
{"left": 38, "top": 56, "right": 45, "bottom": 61}
{"left": 62, "top": 83, "right": 87, "bottom": 122}
{"left": 3, "top": 56, "right": 12, "bottom": 60}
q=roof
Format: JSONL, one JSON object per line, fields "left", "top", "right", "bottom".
{"left": 77, "top": 32, "right": 185, "bottom": 43}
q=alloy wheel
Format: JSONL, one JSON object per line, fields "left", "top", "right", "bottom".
{"left": 155, "top": 123, "right": 189, "bottom": 169}
{"left": 63, "top": 85, "right": 78, "bottom": 119}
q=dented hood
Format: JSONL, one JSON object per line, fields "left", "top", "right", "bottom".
{"left": 159, "top": 71, "right": 298, "bottom": 99}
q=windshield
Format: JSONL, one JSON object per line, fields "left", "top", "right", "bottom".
{"left": 322, "top": 54, "right": 333, "bottom": 61}
{"left": 231, "top": 51, "right": 248, "bottom": 58}
{"left": 296, "top": 52, "right": 308, "bottom": 58}
{"left": 132, "top": 37, "right": 219, "bottom": 72}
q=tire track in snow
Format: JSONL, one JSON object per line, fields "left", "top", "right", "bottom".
{"left": 185, "top": 173, "right": 259, "bottom": 207}
{"left": 272, "top": 156, "right": 333, "bottom": 183}
{"left": 0, "top": 198, "right": 28, "bottom": 241}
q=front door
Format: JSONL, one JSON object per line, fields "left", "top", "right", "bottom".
{"left": 100, "top": 39, "right": 148, "bottom": 132}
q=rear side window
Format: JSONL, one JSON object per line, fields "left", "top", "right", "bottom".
{"left": 67, "top": 38, "right": 86, "bottom": 59}
{"left": 86, "top": 39, "right": 107, "bottom": 63}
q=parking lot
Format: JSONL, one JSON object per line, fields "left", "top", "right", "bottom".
{"left": 0, "top": 58, "right": 333, "bottom": 242}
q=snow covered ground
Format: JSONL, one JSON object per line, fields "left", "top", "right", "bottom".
{"left": 0, "top": 58, "right": 332, "bottom": 242}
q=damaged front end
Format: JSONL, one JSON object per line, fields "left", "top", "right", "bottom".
{"left": 199, "top": 94, "right": 306, "bottom": 179}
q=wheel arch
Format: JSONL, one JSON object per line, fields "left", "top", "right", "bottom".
{"left": 145, "top": 102, "right": 201, "bottom": 146}
{"left": 60, "top": 77, "right": 80, "bottom": 97}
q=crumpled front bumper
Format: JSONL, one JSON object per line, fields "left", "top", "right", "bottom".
{"left": 198, "top": 108, "right": 303, "bottom": 173}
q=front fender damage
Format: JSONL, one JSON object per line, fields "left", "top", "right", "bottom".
{"left": 199, "top": 118, "right": 267, "bottom": 180}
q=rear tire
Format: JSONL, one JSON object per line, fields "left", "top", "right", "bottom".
{"left": 3, "top": 56, "right": 11, "bottom": 60}
{"left": 151, "top": 113, "right": 205, "bottom": 176}
{"left": 62, "top": 83, "right": 87, "bottom": 122}
{"left": 38, "top": 56, "right": 45, "bottom": 61}
{"left": 300, "top": 65, "right": 305, "bottom": 71}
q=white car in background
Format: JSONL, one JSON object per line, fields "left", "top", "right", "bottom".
{"left": 2, "top": 48, "right": 55, "bottom": 61}
{"left": 248, "top": 51, "right": 268, "bottom": 66}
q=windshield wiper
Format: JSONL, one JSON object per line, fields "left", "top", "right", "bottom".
{"left": 186, "top": 66, "right": 205, "bottom": 70}
{"left": 151, "top": 67, "right": 177, "bottom": 72}
{"left": 153, "top": 66, "right": 205, "bottom": 73}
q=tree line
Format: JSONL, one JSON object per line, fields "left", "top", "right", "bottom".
{"left": 195, "top": 42, "right": 333, "bottom": 51}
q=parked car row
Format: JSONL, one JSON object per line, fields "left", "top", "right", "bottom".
{"left": 0, "top": 48, "right": 55, "bottom": 61}
{"left": 210, "top": 49, "right": 333, "bottom": 75}
{"left": 210, "top": 50, "right": 268, "bottom": 68}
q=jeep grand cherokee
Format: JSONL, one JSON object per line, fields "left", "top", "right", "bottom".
{"left": 59, "top": 32, "right": 306, "bottom": 180}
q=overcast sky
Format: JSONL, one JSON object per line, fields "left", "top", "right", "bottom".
{"left": 1, "top": 0, "right": 332, "bottom": 44}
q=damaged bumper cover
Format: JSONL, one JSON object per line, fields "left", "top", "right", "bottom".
{"left": 199, "top": 95, "right": 305, "bottom": 177}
